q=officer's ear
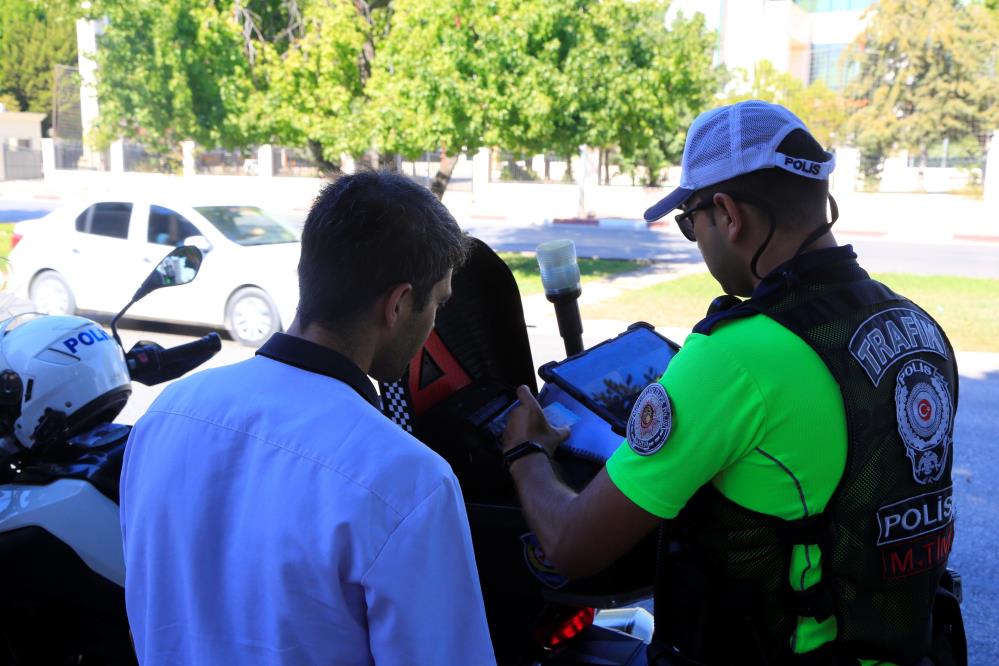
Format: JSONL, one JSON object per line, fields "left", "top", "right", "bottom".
{"left": 712, "top": 193, "right": 747, "bottom": 243}
{"left": 379, "top": 282, "right": 413, "bottom": 330}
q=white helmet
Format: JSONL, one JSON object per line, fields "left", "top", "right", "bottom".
{"left": 0, "top": 315, "right": 131, "bottom": 449}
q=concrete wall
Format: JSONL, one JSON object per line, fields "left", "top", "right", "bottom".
{"left": 809, "top": 8, "right": 869, "bottom": 46}
{"left": 880, "top": 151, "right": 980, "bottom": 194}
{"left": 0, "top": 113, "right": 45, "bottom": 149}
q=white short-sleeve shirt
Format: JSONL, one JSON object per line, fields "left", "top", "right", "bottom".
{"left": 120, "top": 333, "right": 495, "bottom": 665}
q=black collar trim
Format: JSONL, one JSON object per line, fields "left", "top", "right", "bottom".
{"left": 752, "top": 244, "right": 865, "bottom": 299}
{"left": 693, "top": 245, "right": 865, "bottom": 336}
{"left": 256, "top": 333, "right": 380, "bottom": 408}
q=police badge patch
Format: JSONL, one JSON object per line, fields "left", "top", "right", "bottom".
{"left": 520, "top": 532, "right": 568, "bottom": 589}
{"left": 627, "top": 382, "right": 672, "bottom": 456}
{"left": 895, "top": 359, "right": 953, "bottom": 485}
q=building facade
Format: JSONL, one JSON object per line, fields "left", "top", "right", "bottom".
{"left": 669, "top": 0, "right": 872, "bottom": 90}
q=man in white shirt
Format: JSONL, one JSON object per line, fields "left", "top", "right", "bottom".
{"left": 121, "top": 172, "right": 495, "bottom": 665}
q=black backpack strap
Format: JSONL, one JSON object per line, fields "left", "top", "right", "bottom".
{"left": 775, "top": 512, "right": 837, "bottom": 623}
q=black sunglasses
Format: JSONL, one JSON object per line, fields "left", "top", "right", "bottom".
{"left": 674, "top": 193, "right": 778, "bottom": 242}
{"left": 674, "top": 200, "right": 714, "bottom": 242}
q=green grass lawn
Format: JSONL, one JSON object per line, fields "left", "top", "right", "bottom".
{"left": 583, "top": 271, "right": 999, "bottom": 353}
{"left": 499, "top": 252, "right": 645, "bottom": 296}
{"left": 0, "top": 224, "right": 12, "bottom": 259}
{"left": 0, "top": 224, "right": 12, "bottom": 288}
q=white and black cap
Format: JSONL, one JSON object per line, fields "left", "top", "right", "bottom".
{"left": 644, "top": 100, "right": 836, "bottom": 222}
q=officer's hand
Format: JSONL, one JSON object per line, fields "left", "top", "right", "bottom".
{"left": 501, "top": 385, "right": 570, "bottom": 458}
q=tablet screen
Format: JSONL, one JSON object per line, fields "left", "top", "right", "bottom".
{"left": 546, "top": 326, "right": 679, "bottom": 428}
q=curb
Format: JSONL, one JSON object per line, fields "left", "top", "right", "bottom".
{"left": 954, "top": 233, "right": 999, "bottom": 244}
{"left": 550, "top": 217, "right": 648, "bottom": 230}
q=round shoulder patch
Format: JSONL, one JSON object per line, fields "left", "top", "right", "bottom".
{"left": 895, "top": 359, "right": 953, "bottom": 485}
{"left": 626, "top": 382, "right": 673, "bottom": 456}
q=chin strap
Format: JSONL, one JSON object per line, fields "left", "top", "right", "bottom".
{"left": 750, "top": 193, "right": 840, "bottom": 283}
{"left": 749, "top": 212, "right": 777, "bottom": 281}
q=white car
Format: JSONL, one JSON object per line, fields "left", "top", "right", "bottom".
{"left": 9, "top": 196, "right": 301, "bottom": 346}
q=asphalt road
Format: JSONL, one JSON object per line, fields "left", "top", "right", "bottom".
{"left": 463, "top": 221, "right": 999, "bottom": 279}
{"left": 4, "top": 198, "right": 999, "bottom": 279}
{"left": 0, "top": 199, "right": 56, "bottom": 223}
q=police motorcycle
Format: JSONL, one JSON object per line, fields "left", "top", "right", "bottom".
{"left": 0, "top": 246, "right": 221, "bottom": 665}
{"left": 378, "top": 238, "right": 968, "bottom": 666}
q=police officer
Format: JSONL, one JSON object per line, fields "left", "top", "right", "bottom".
{"left": 121, "top": 172, "right": 495, "bottom": 665}
{"left": 501, "top": 100, "right": 960, "bottom": 665}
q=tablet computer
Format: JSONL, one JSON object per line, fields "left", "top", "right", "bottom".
{"left": 537, "top": 323, "right": 681, "bottom": 461}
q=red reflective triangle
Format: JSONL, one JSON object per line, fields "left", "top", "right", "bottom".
{"left": 407, "top": 329, "right": 472, "bottom": 416}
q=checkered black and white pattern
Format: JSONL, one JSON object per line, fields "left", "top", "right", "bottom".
{"left": 381, "top": 381, "right": 413, "bottom": 433}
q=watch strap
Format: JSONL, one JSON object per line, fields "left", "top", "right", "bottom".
{"left": 503, "top": 440, "right": 548, "bottom": 468}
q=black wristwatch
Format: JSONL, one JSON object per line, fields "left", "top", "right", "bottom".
{"left": 503, "top": 440, "right": 549, "bottom": 468}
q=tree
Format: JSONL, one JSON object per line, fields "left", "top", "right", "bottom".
{"left": 363, "top": 0, "right": 493, "bottom": 197}
{"left": 92, "top": 0, "right": 386, "bottom": 171}
{"left": 845, "top": 0, "right": 999, "bottom": 181}
{"left": 0, "top": 0, "right": 79, "bottom": 132}
{"left": 246, "top": 0, "right": 376, "bottom": 174}
{"left": 725, "top": 60, "right": 849, "bottom": 150}
{"left": 365, "top": 0, "right": 719, "bottom": 195}
{"left": 91, "top": 0, "right": 256, "bottom": 154}
{"left": 87, "top": 0, "right": 719, "bottom": 197}
{"left": 566, "top": 3, "right": 718, "bottom": 185}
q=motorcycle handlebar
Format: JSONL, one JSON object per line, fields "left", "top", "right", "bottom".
{"left": 127, "top": 333, "right": 222, "bottom": 386}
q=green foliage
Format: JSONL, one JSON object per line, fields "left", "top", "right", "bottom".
{"left": 724, "top": 60, "right": 849, "bottom": 149}
{"left": 845, "top": 0, "right": 999, "bottom": 180}
{"left": 248, "top": 0, "right": 371, "bottom": 163}
{"left": 568, "top": 4, "right": 719, "bottom": 185}
{"left": 366, "top": 0, "right": 487, "bottom": 159}
{"left": 0, "top": 0, "right": 79, "bottom": 127}
{"left": 92, "top": 0, "right": 255, "bottom": 152}
{"left": 86, "top": 0, "right": 719, "bottom": 193}
{"left": 0, "top": 223, "right": 12, "bottom": 259}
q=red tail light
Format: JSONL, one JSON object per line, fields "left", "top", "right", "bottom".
{"left": 9, "top": 233, "right": 22, "bottom": 251}
{"left": 535, "top": 606, "right": 596, "bottom": 649}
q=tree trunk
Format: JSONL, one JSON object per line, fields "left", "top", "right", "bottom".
{"left": 917, "top": 145, "right": 928, "bottom": 191}
{"left": 544, "top": 155, "right": 551, "bottom": 181}
{"left": 359, "top": 148, "right": 380, "bottom": 170}
{"left": 353, "top": 1, "right": 376, "bottom": 89}
{"left": 307, "top": 139, "right": 343, "bottom": 177}
{"left": 382, "top": 152, "right": 401, "bottom": 173}
{"left": 565, "top": 153, "right": 574, "bottom": 181}
{"left": 430, "top": 150, "right": 456, "bottom": 200}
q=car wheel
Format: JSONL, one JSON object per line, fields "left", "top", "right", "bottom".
{"left": 28, "top": 271, "right": 77, "bottom": 315}
{"left": 226, "top": 287, "right": 280, "bottom": 347}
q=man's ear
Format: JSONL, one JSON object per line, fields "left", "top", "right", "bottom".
{"left": 713, "top": 192, "right": 746, "bottom": 243}
{"left": 380, "top": 283, "right": 413, "bottom": 330}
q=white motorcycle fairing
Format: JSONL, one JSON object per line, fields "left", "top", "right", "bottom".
{"left": 0, "top": 479, "right": 125, "bottom": 586}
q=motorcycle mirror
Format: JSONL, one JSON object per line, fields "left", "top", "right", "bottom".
{"left": 137, "top": 246, "right": 204, "bottom": 299}
{"left": 110, "top": 247, "right": 204, "bottom": 348}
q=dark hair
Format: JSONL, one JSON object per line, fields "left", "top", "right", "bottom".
{"left": 695, "top": 129, "right": 831, "bottom": 229}
{"left": 296, "top": 171, "right": 470, "bottom": 329}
